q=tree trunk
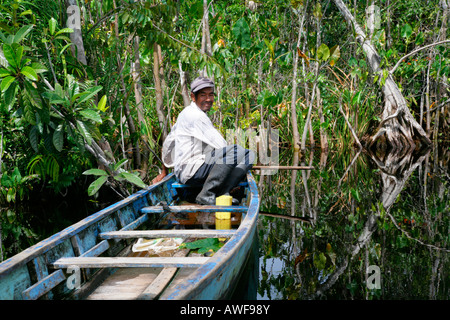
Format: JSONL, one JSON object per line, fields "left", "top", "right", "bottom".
{"left": 179, "top": 61, "right": 191, "bottom": 107}
{"left": 132, "top": 36, "right": 149, "bottom": 175}
{"left": 153, "top": 43, "right": 167, "bottom": 141}
{"left": 332, "top": 0, "right": 432, "bottom": 150}
{"left": 200, "top": 0, "right": 213, "bottom": 79}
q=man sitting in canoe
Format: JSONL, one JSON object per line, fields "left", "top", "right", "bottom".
{"left": 154, "top": 76, "right": 255, "bottom": 205}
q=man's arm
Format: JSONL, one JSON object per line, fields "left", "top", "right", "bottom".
{"left": 151, "top": 165, "right": 168, "bottom": 185}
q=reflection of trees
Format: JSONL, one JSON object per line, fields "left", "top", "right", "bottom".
{"left": 369, "top": 147, "right": 430, "bottom": 209}
{"left": 257, "top": 141, "right": 448, "bottom": 299}
{"left": 311, "top": 145, "right": 449, "bottom": 299}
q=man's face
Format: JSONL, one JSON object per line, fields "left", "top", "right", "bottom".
{"left": 192, "top": 87, "right": 215, "bottom": 112}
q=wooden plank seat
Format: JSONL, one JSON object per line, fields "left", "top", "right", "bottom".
{"left": 99, "top": 229, "right": 236, "bottom": 240}
{"left": 140, "top": 204, "right": 248, "bottom": 214}
{"left": 52, "top": 256, "right": 209, "bottom": 269}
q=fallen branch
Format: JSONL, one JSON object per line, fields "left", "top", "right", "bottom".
{"left": 390, "top": 40, "right": 450, "bottom": 75}
{"left": 259, "top": 211, "right": 312, "bottom": 223}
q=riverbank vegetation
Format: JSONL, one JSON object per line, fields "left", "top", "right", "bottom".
{"left": 1, "top": 0, "right": 448, "bottom": 266}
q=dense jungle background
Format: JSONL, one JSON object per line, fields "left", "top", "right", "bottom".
{"left": 0, "top": 0, "right": 448, "bottom": 299}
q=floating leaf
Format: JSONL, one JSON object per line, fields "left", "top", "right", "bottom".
{"left": 180, "top": 238, "right": 223, "bottom": 254}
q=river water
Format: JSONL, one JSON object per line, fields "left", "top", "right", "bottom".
{"left": 1, "top": 142, "right": 448, "bottom": 300}
{"left": 251, "top": 143, "right": 449, "bottom": 300}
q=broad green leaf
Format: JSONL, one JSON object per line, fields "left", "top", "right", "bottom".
{"left": 55, "top": 28, "right": 74, "bottom": 36}
{"left": 232, "top": 18, "right": 252, "bottom": 49}
{"left": 3, "top": 81, "right": 17, "bottom": 108}
{"left": 113, "top": 158, "right": 128, "bottom": 170}
{"left": 120, "top": 172, "right": 147, "bottom": 188}
{"left": 2, "top": 44, "right": 16, "bottom": 68}
{"left": 180, "top": 238, "right": 222, "bottom": 253}
{"left": 23, "top": 104, "right": 36, "bottom": 125}
{"left": 401, "top": 24, "right": 412, "bottom": 38}
{"left": 97, "top": 95, "right": 108, "bottom": 112}
{"left": 76, "top": 120, "right": 93, "bottom": 144}
{"left": 23, "top": 80, "right": 42, "bottom": 108}
{"left": 30, "top": 62, "right": 47, "bottom": 74}
{"left": 0, "top": 68, "right": 11, "bottom": 77}
{"left": 21, "top": 66, "right": 38, "bottom": 81}
{"left": 7, "top": 187, "right": 16, "bottom": 203}
{"left": 1, "top": 75, "right": 15, "bottom": 92}
{"left": 14, "top": 45, "right": 23, "bottom": 67}
{"left": 53, "top": 125, "right": 64, "bottom": 152}
{"left": 49, "top": 18, "right": 57, "bottom": 35}
{"left": 80, "top": 109, "right": 102, "bottom": 123}
{"left": 83, "top": 168, "right": 108, "bottom": 176}
{"left": 317, "top": 43, "right": 330, "bottom": 61}
{"left": 13, "top": 25, "right": 33, "bottom": 43}
{"left": 76, "top": 86, "right": 102, "bottom": 104}
{"left": 87, "top": 175, "right": 108, "bottom": 196}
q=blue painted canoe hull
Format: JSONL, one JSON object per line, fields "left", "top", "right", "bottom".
{"left": 0, "top": 173, "right": 260, "bottom": 300}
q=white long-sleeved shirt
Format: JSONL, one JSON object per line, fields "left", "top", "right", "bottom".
{"left": 162, "top": 102, "right": 226, "bottom": 183}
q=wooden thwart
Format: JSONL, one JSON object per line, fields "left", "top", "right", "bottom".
{"left": 53, "top": 256, "right": 209, "bottom": 269}
{"left": 140, "top": 205, "right": 248, "bottom": 214}
{"left": 99, "top": 229, "right": 236, "bottom": 240}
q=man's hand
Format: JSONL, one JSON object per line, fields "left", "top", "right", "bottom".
{"left": 151, "top": 166, "right": 168, "bottom": 185}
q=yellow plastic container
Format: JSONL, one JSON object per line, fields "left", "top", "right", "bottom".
{"left": 215, "top": 195, "right": 232, "bottom": 220}
{"left": 215, "top": 218, "right": 231, "bottom": 230}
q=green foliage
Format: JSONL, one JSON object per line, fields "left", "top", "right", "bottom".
{"left": 82, "top": 159, "right": 147, "bottom": 196}
{"left": 0, "top": 167, "right": 38, "bottom": 204}
{"left": 179, "top": 238, "right": 224, "bottom": 254}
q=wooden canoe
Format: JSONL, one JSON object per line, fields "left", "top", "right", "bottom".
{"left": 0, "top": 172, "right": 260, "bottom": 300}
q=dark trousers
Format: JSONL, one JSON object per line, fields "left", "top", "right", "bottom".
{"left": 186, "top": 144, "right": 255, "bottom": 187}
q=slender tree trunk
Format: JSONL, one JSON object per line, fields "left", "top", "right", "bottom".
{"left": 153, "top": 43, "right": 167, "bottom": 141}
{"left": 332, "top": 0, "right": 432, "bottom": 150}
{"left": 290, "top": 8, "right": 305, "bottom": 153}
{"left": 179, "top": 61, "right": 190, "bottom": 107}
{"left": 200, "top": 0, "right": 213, "bottom": 78}
{"left": 132, "top": 36, "right": 149, "bottom": 175}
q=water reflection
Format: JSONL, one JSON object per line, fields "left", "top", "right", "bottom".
{"left": 256, "top": 143, "right": 449, "bottom": 300}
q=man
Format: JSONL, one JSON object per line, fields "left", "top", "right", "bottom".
{"left": 158, "top": 76, "right": 255, "bottom": 205}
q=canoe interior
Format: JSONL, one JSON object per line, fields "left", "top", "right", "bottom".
{"left": 0, "top": 173, "right": 259, "bottom": 300}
